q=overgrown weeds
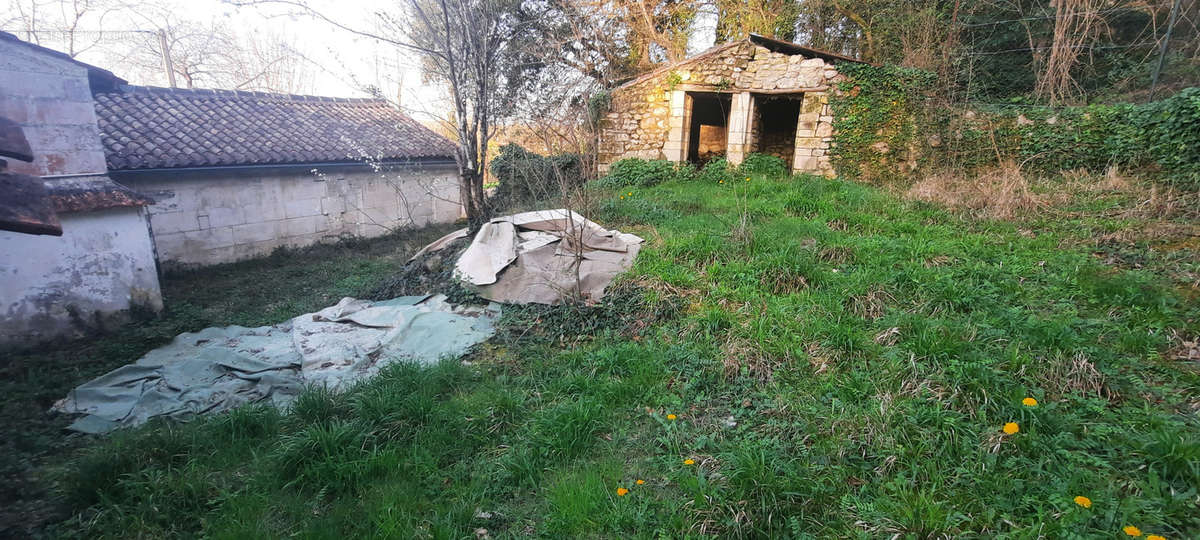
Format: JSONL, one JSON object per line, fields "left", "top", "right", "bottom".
{"left": 29, "top": 167, "right": 1200, "bottom": 538}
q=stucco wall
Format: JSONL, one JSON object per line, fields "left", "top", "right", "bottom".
{"left": 0, "top": 39, "right": 109, "bottom": 176}
{"left": 120, "top": 163, "right": 462, "bottom": 267}
{"left": 600, "top": 41, "right": 845, "bottom": 176}
{"left": 1, "top": 207, "right": 163, "bottom": 347}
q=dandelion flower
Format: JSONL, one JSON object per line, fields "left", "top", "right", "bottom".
{"left": 616, "top": 487, "right": 629, "bottom": 496}
{"left": 745, "top": 177, "right": 750, "bottom": 182}
{"left": 683, "top": 458, "right": 695, "bottom": 465}
{"left": 1002, "top": 422, "right": 1019, "bottom": 434}
{"left": 1123, "top": 526, "right": 1142, "bottom": 536}
{"left": 719, "top": 180, "right": 724, "bottom": 184}
{"left": 636, "top": 479, "right": 645, "bottom": 485}
{"left": 628, "top": 192, "right": 633, "bottom": 196}
{"left": 1146, "top": 535, "right": 1164, "bottom": 540}
{"left": 1073, "top": 496, "right": 1091, "bottom": 508}
{"left": 1022, "top": 397, "right": 1038, "bottom": 407}
{"left": 666, "top": 414, "right": 677, "bottom": 420}
{"left": 620, "top": 195, "right": 625, "bottom": 199}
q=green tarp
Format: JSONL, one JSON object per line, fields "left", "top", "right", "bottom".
{"left": 54, "top": 295, "right": 500, "bottom": 434}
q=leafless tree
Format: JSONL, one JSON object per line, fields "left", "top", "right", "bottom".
{"left": 2, "top": 0, "right": 120, "bottom": 57}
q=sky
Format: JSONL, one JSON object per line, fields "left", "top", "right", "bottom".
{"left": 2, "top": 0, "right": 720, "bottom": 122}
{"left": 1, "top": 0, "right": 449, "bottom": 119}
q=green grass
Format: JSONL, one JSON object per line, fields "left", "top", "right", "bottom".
{"left": 16, "top": 174, "right": 1200, "bottom": 538}
{"left": 0, "top": 224, "right": 460, "bottom": 537}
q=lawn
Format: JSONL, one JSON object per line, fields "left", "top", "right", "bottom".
{"left": 14, "top": 170, "right": 1200, "bottom": 538}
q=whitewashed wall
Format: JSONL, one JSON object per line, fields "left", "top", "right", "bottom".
{"left": 0, "top": 38, "right": 110, "bottom": 176}
{"left": 120, "top": 164, "right": 462, "bottom": 268}
{"left": 0, "top": 207, "right": 163, "bottom": 347}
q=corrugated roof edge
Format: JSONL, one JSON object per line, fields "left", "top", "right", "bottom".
{"left": 43, "top": 174, "right": 154, "bottom": 213}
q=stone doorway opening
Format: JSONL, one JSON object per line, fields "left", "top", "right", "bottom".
{"left": 752, "top": 95, "right": 802, "bottom": 164}
{"left": 686, "top": 92, "right": 732, "bottom": 164}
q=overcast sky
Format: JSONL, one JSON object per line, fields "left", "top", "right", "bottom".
{"left": 2, "top": 0, "right": 719, "bottom": 121}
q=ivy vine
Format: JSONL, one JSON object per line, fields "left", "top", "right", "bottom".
{"left": 828, "top": 63, "right": 938, "bottom": 181}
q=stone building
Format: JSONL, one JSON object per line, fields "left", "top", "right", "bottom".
{"left": 1, "top": 31, "right": 462, "bottom": 348}
{"left": 0, "top": 31, "right": 162, "bottom": 348}
{"left": 598, "top": 34, "right": 867, "bottom": 176}
{"left": 95, "top": 86, "right": 461, "bottom": 267}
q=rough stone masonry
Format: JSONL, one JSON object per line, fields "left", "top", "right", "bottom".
{"left": 598, "top": 35, "right": 863, "bottom": 177}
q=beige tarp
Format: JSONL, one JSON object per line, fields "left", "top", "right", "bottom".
{"left": 420, "top": 210, "right": 643, "bottom": 305}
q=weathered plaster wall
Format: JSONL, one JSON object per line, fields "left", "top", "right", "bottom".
{"left": 120, "top": 164, "right": 462, "bottom": 267}
{"left": 600, "top": 41, "right": 845, "bottom": 176}
{"left": 1, "top": 207, "right": 163, "bottom": 347}
{"left": 0, "top": 39, "right": 108, "bottom": 176}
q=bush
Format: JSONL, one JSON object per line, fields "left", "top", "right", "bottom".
{"left": 1136, "top": 87, "right": 1200, "bottom": 180}
{"left": 830, "top": 72, "right": 1200, "bottom": 185}
{"left": 738, "top": 153, "right": 789, "bottom": 178}
{"left": 695, "top": 157, "right": 734, "bottom": 184}
{"left": 490, "top": 143, "right": 584, "bottom": 208}
{"left": 600, "top": 158, "right": 680, "bottom": 187}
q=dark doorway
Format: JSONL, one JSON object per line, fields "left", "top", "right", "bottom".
{"left": 753, "top": 95, "right": 802, "bottom": 162}
{"left": 686, "top": 93, "right": 732, "bottom": 164}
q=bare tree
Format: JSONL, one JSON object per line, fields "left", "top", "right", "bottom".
{"left": 2, "top": 0, "right": 119, "bottom": 57}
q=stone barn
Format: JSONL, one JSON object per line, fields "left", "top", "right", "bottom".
{"left": 598, "top": 34, "right": 868, "bottom": 176}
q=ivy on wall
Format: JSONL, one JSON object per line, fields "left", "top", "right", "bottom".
{"left": 827, "top": 63, "right": 937, "bottom": 181}
{"left": 829, "top": 64, "right": 1200, "bottom": 187}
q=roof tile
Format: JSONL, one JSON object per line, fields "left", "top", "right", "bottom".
{"left": 94, "top": 86, "right": 456, "bottom": 170}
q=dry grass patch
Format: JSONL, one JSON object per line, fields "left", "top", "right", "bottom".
{"left": 721, "top": 336, "right": 782, "bottom": 382}
{"left": 906, "top": 163, "right": 1046, "bottom": 219}
{"left": 848, "top": 287, "right": 895, "bottom": 321}
{"left": 760, "top": 268, "right": 809, "bottom": 295}
{"left": 1040, "top": 353, "right": 1122, "bottom": 403}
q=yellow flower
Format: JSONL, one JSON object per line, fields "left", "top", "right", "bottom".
{"left": 683, "top": 458, "right": 695, "bottom": 465}
{"left": 620, "top": 195, "right": 625, "bottom": 199}
{"left": 627, "top": 192, "right": 633, "bottom": 196}
{"left": 745, "top": 177, "right": 750, "bottom": 182}
{"left": 1073, "top": 496, "right": 1091, "bottom": 508}
{"left": 1002, "top": 422, "right": 1019, "bottom": 434}
{"left": 1123, "top": 525, "right": 1142, "bottom": 536}
{"left": 666, "top": 414, "right": 677, "bottom": 420}
{"left": 636, "top": 479, "right": 645, "bottom": 485}
{"left": 719, "top": 180, "right": 724, "bottom": 184}
{"left": 1146, "top": 535, "right": 1165, "bottom": 540}
{"left": 1022, "top": 397, "right": 1038, "bottom": 407}
{"left": 616, "top": 487, "right": 629, "bottom": 496}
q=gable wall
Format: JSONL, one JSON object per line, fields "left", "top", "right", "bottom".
{"left": 0, "top": 39, "right": 108, "bottom": 176}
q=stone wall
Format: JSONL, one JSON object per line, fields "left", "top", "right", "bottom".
{"left": 600, "top": 40, "right": 847, "bottom": 176}
{"left": 0, "top": 39, "right": 108, "bottom": 176}
{"left": 120, "top": 163, "right": 462, "bottom": 268}
{"left": 697, "top": 125, "right": 727, "bottom": 161}
{"left": 0, "top": 207, "right": 162, "bottom": 347}
{"left": 758, "top": 132, "right": 795, "bottom": 161}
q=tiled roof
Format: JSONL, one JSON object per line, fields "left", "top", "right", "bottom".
{"left": 94, "top": 86, "right": 457, "bottom": 171}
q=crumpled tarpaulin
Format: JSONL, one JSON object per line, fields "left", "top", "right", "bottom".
{"left": 54, "top": 294, "right": 499, "bottom": 434}
{"left": 417, "top": 209, "right": 644, "bottom": 305}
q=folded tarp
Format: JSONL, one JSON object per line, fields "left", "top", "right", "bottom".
{"left": 419, "top": 209, "right": 644, "bottom": 305}
{"left": 54, "top": 294, "right": 500, "bottom": 434}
